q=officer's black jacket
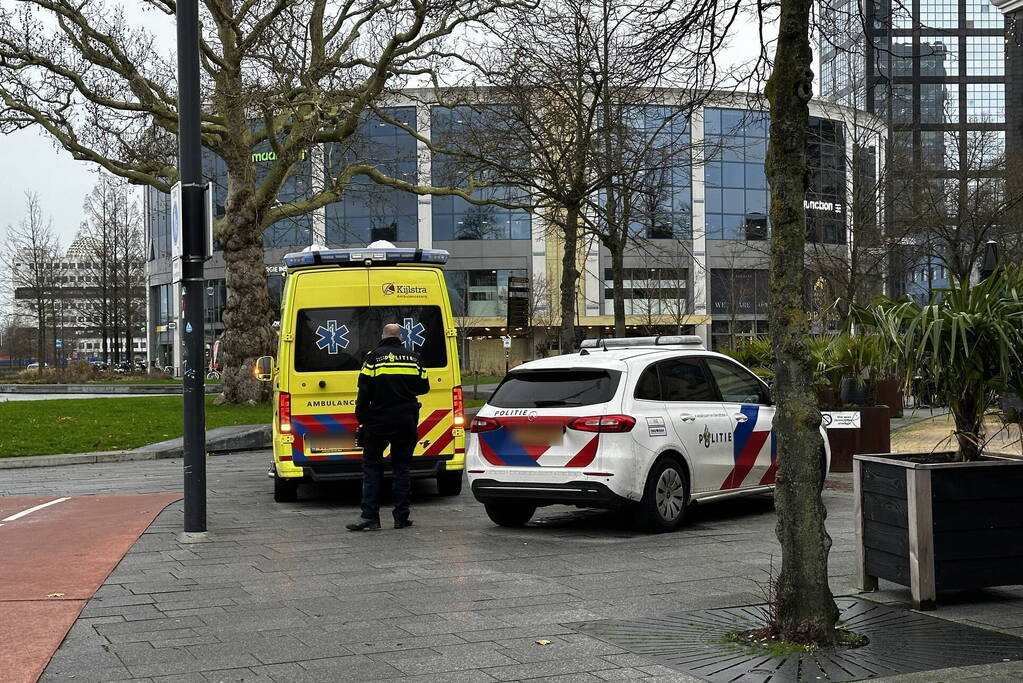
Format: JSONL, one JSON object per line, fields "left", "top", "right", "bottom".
{"left": 355, "top": 337, "right": 431, "bottom": 427}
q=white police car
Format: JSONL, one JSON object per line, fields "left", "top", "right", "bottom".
{"left": 466, "top": 335, "right": 831, "bottom": 532}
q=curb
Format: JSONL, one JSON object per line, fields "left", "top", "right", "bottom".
{"left": 0, "top": 384, "right": 221, "bottom": 395}
{"left": 0, "top": 424, "right": 271, "bottom": 470}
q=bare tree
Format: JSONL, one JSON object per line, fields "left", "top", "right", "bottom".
{"left": 528, "top": 274, "right": 560, "bottom": 358}
{"left": 2, "top": 192, "right": 61, "bottom": 372}
{"left": 902, "top": 128, "right": 1023, "bottom": 287}
{"left": 0, "top": 0, "right": 526, "bottom": 402}
{"left": 424, "top": 0, "right": 739, "bottom": 351}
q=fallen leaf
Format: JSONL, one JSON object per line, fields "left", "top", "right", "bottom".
{"left": 535, "top": 639, "right": 551, "bottom": 646}
{"left": 47, "top": 592, "right": 65, "bottom": 598}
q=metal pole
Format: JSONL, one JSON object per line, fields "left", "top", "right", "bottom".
{"left": 177, "top": 0, "right": 207, "bottom": 533}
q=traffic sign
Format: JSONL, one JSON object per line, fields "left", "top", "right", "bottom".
{"left": 55, "top": 339, "right": 62, "bottom": 348}
{"left": 170, "top": 181, "right": 183, "bottom": 261}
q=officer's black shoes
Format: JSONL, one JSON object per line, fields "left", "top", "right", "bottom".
{"left": 394, "top": 519, "right": 414, "bottom": 530}
{"left": 346, "top": 519, "right": 381, "bottom": 532}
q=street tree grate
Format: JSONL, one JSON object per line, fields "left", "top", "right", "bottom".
{"left": 572, "top": 597, "right": 1023, "bottom": 681}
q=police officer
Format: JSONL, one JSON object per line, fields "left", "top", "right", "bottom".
{"left": 347, "top": 323, "right": 430, "bottom": 531}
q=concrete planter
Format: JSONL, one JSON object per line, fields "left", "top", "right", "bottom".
{"left": 855, "top": 451, "right": 1023, "bottom": 610}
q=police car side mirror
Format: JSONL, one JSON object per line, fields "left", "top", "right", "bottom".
{"left": 253, "top": 356, "right": 276, "bottom": 382}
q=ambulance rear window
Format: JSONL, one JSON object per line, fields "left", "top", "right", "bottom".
{"left": 488, "top": 370, "right": 621, "bottom": 408}
{"left": 294, "top": 306, "right": 447, "bottom": 372}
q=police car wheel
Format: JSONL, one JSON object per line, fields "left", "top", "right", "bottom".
{"left": 437, "top": 470, "right": 463, "bottom": 496}
{"left": 484, "top": 502, "right": 535, "bottom": 527}
{"left": 273, "top": 475, "right": 299, "bottom": 503}
{"left": 635, "top": 459, "right": 689, "bottom": 533}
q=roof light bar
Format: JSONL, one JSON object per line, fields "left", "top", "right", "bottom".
{"left": 579, "top": 335, "right": 705, "bottom": 350}
{"left": 282, "top": 246, "right": 450, "bottom": 269}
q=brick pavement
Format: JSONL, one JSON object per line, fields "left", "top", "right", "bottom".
{"left": 1, "top": 453, "right": 1021, "bottom": 682}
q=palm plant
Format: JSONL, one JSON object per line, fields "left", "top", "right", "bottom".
{"left": 856, "top": 268, "right": 1023, "bottom": 461}
{"left": 719, "top": 336, "right": 774, "bottom": 382}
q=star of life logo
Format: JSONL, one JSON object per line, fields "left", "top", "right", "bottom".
{"left": 400, "top": 317, "right": 426, "bottom": 350}
{"left": 314, "top": 320, "right": 350, "bottom": 355}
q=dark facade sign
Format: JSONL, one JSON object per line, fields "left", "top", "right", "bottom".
{"left": 507, "top": 276, "right": 530, "bottom": 328}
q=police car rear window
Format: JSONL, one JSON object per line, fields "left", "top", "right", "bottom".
{"left": 488, "top": 370, "right": 621, "bottom": 408}
{"left": 294, "top": 306, "right": 447, "bottom": 372}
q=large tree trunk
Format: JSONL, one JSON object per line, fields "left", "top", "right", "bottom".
{"left": 765, "top": 0, "right": 839, "bottom": 645}
{"left": 559, "top": 205, "right": 581, "bottom": 353}
{"left": 217, "top": 187, "right": 275, "bottom": 404}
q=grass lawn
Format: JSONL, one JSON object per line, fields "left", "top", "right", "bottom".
{"left": 461, "top": 375, "right": 503, "bottom": 385}
{"left": 892, "top": 412, "right": 1022, "bottom": 455}
{"left": 1, "top": 396, "right": 485, "bottom": 457}
{"left": 0, "top": 396, "right": 269, "bottom": 457}
{"left": 3, "top": 377, "right": 221, "bottom": 385}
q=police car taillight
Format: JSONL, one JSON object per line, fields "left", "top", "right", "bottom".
{"left": 568, "top": 415, "right": 636, "bottom": 433}
{"left": 469, "top": 416, "right": 500, "bottom": 433}
{"left": 278, "top": 392, "right": 292, "bottom": 433}
{"left": 452, "top": 386, "right": 465, "bottom": 427}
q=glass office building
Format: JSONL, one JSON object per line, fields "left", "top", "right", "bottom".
{"left": 819, "top": 0, "right": 1008, "bottom": 298}
{"left": 144, "top": 92, "right": 881, "bottom": 370}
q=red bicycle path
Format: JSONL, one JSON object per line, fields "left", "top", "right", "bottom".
{"left": 0, "top": 492, "right": 182, "bottom": 683}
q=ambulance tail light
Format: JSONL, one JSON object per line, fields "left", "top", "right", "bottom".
{"left": 278, "top": 392, "right": 292, "bottom": 433}
{"left": 568, "top": 415, "right": 636, "bottom": 433}
{"left": 469, "top": 416, "right": 500, "bottom": 433}
{"left": 452, "top": 386, "right": 465, "bottom": 427}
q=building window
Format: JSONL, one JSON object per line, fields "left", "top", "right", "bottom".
{"left": 966, "top": 36, "right": 1003, "bottom": 76}
{"left": 920, "top": 37, "right": 958, "bottom": 77}
{"left": 204, "top": 279, "right": 227, "bottom": 326}
{"left": 616, "top": 106, "right": 692, "bottom": 239}
{"left": 966, "top": 83, "right": 1004, "bottom": 123}
{"left": 601, "top": 267, "right": 689, "bottom": 316}
{"left": 710, "top": 269, "right": 770, "bottom": 317}
{"left": 921, "top": 0, "right": 958, "bottom": 28}
{"left": 325, "top": 107, "right": 418, "bottom": 245}
{"left": 444, "top": 269, "right": 528, "bottom": 318}
{"left": 704, "top": 108, "right": 770, "bottom": 241}
{"left": 147, "top": 188, "right": 171, "bottom": 262}
{"left": 966, "top": 0, "right": 1001, "bottom": 28}
{"left": 431, "top": 106, "right": 532, "bottom": 241}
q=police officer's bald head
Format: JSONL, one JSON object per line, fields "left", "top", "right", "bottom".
{"left": 382, "top": 323, "right": 403, "bottom": 339}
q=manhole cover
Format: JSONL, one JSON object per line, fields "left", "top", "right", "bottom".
{"left": 573, "top": 597, "right": 1023, "bottom": 681}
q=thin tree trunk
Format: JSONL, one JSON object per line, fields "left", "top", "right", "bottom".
{"left": 610, "top": 242, "right": 626, "bottom": 336}
{"left": 765, "top": 0, "right": 838, "bottom": 644}
{"left": 559, "top": 205, "right": 581, "bottom": 353}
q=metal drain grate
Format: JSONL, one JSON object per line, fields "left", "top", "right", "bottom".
{"left": 573, "top": 597, "right": 1023, "bottom": 682}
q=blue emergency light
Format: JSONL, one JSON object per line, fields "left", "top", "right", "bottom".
{"left": 283, "top": 246, "right": 450, "bottom": 269}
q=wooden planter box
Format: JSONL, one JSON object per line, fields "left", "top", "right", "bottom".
{"left": 855, "top": 452, "right": 1023, "bottom": 610}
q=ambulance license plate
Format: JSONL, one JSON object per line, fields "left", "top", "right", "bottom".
{"left": 307, "top": 433, "right": 358, "bottom": 454}
{"left": 514, "top": 426, "right": 563, "bottom": 446}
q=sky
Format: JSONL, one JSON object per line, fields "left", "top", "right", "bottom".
{"left": 0, "top": 4, "right": 782, "bottom": 249}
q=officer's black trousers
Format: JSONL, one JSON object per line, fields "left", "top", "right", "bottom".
{"left": 360, "top": 416, "right": 417, "bottom": 523}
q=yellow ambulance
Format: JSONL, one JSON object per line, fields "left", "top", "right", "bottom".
{"left": 254, "top": 243, "right": 465, "bottom": 502}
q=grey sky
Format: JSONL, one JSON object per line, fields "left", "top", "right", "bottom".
{"left": 2, "top": 129, "right": 99, "bottom": 246}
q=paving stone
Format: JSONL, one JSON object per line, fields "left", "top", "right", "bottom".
{"left": 483, "top": 656, "right": 620, "bottom": 681}
{"left": 10, "top": 451, "right": 1022, "bottom": 683}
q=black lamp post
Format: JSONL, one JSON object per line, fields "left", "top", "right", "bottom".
{"left": 176, "top": 0, "right": 207, "bottom": 534}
